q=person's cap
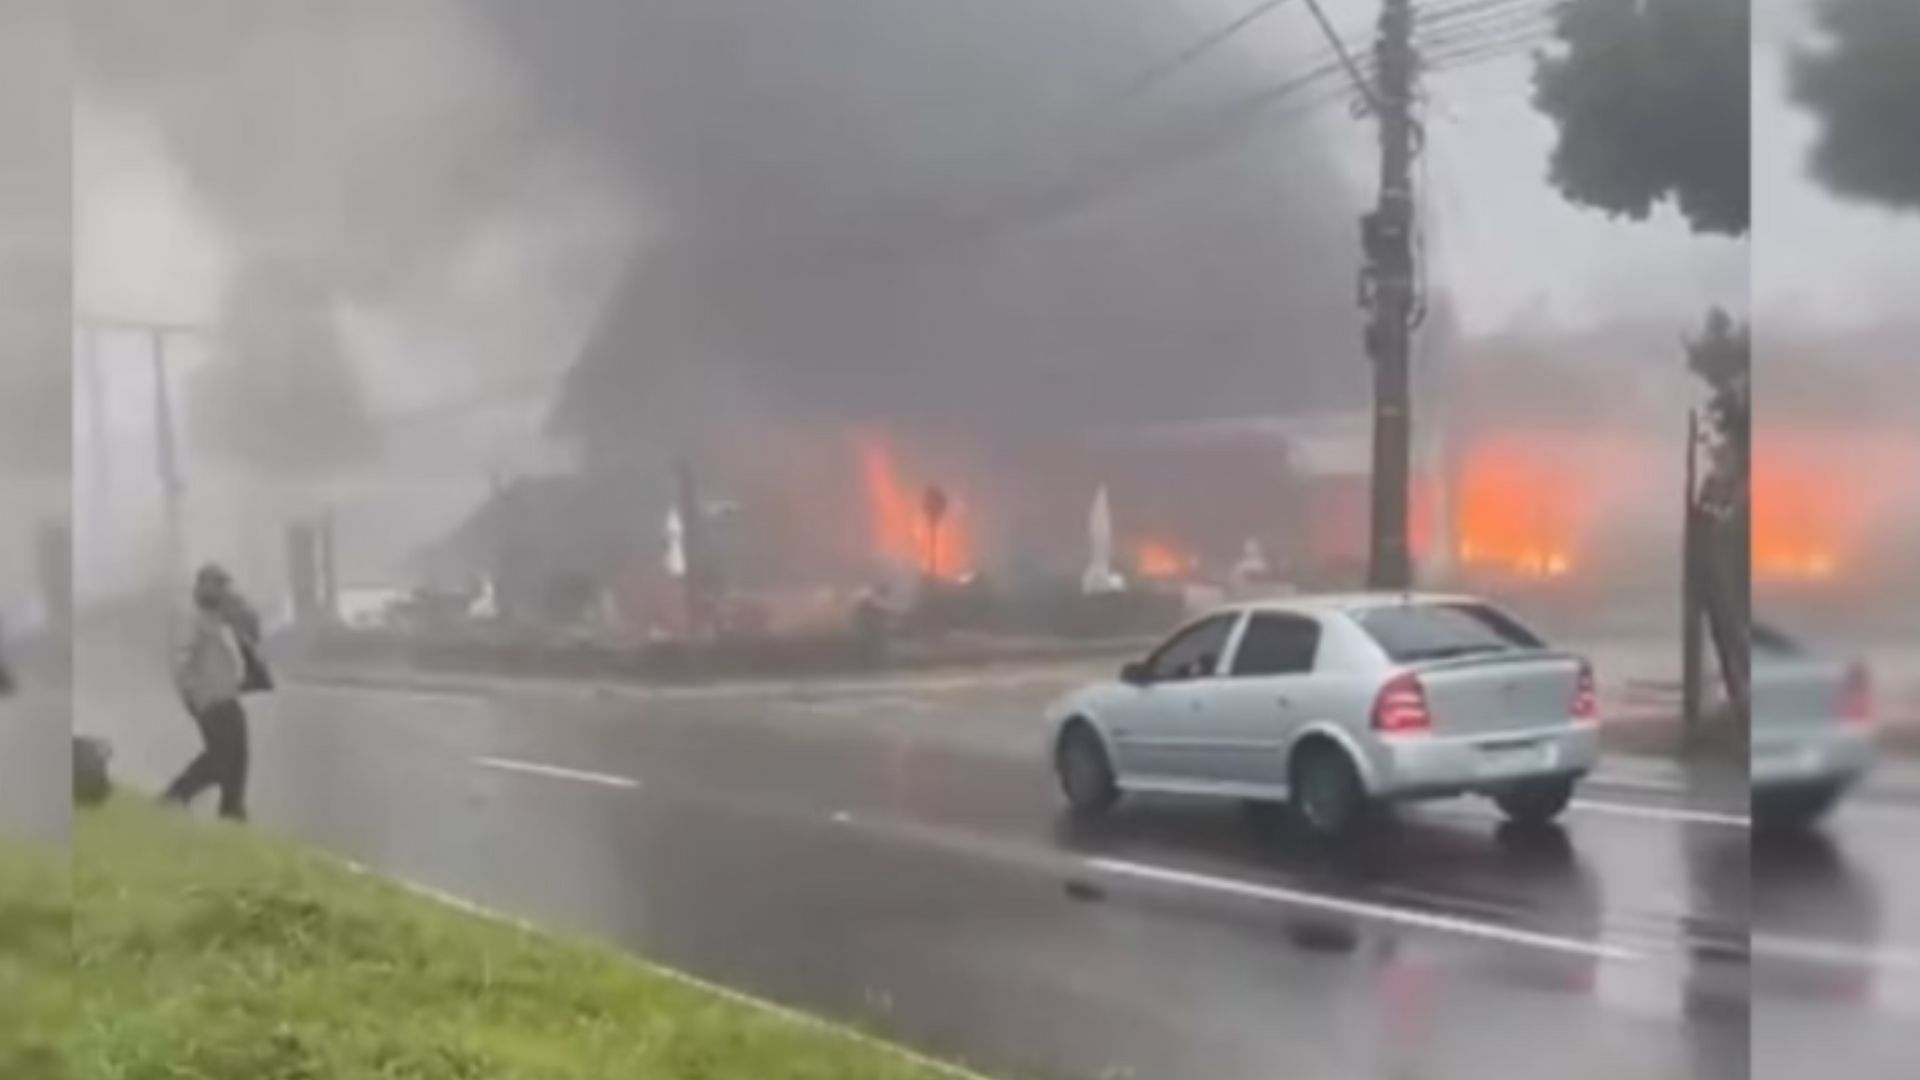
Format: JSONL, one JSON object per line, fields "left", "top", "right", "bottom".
{"left": 195, "top": 564, "right": 232, "bottom": 589}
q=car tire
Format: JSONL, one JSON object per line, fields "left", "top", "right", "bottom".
{"left": 1291, "top": 743, "right": 1367, "bottom": 839}
{"left": 1056, "top": 723, "right": 1119, "bottom": 818}
{"left": 1493, "top": 776, "right": 1576, "bottom": 827}
{"left": 1754, "top": 783, "right": 1844, "bottom": 835}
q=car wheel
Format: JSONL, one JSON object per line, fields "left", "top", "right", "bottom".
{"left": 1754, "top": 783, "right": 1844, "bottom": 835}
{"left": 1056, "top": 724, "right": 1119, "bottom": 818}
{"left": 1493, "top": 776, "right": 1576, "bottom": 827}
{"left": 1291, "top": 743, "right": 1366, "bottom": 839}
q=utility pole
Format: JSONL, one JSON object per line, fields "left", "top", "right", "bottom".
{"left": 77, "top": 316, "right": 206, "bottom": 609}
{"left": 152, "top": 332, "right": 184, "bottom": 605}
{"left": 1359, "top": 0, "right": 1419, "bottom": 590}
{"left": 320, "top": 505, "right": 339, "bottom": 620}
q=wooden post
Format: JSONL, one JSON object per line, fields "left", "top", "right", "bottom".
{"left": 921, "top": 486, "right": 950, "bottom": 581}
{"left": 1681, "top": 410, "right": 1703, "bottom": 732}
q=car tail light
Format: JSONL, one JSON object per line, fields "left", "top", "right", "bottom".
{"left": 1373, "top": 673, "right": 1432, "bottom": 735}
{"left": 1572, "top": 661, "right": 1598, "bottom": 722}
{"left": 1840, "top": 664, "right": 1873, "bottom": 726}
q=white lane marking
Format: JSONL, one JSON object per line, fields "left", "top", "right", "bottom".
{"left": 1583, "top": 773, "right": 1687, "bottom": 795}
{"left": 295, "top": 681, "right": 488, "bottom": 709}
{"left": 333, "top": 860, "right": 997, "bottom": 1080}
{"left": 786, "top": 701, "right": 875, "bottom": 717}
{"left": 1427, "top": 794, "right": 1749, "bottom": 830}
{"left": 1086, "top": 857, "right": 1640, "bottom": 962}
{"left": 786, "top": 697, "right": 935, "bottom": 716}
{"left": 474, "top": 756, "right": 640, "bottom": 790}
{"left": 1752, "top": 933, "right": 1920, "bottom": 972}
{"left": 1568, "top": 798, "right": 1750, "bottom": 829}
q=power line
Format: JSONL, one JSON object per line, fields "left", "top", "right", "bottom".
{"left": 958, "top": 0, "right": 1307, "bottom": 182}
{"left": 631, "top": 5, "right": 1386, "bottom": 311}
{"left": 1302, "top": 0, "right": 1384, "bottom": 111}
{"left": 763, "top": 0, "right": 1335, "bottom": 289}
{"left": 1419, "top": 10, "right": 1563, "bottom": 53}
{"left": 1100, "top": 0, "right": 1304, "bottom": 115}
{"left": 1423, "top": 24, "right": 1560, "bottom": 75}
{"left": 995, "top": 6, "right": 1401, "bottom": 233}
{"left": 1416, "top": 0, "right": 1559, "bottom": 30}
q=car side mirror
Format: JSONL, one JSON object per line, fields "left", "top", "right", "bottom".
{"left": 1120, "top": 660, "right": 1152, "bottom": 686}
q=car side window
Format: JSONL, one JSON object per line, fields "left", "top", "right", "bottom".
{"left": 1146, "top": 615, "right": 1237, "bottom": 682}
{"left": 1230, "top": 613, "right": 1322, "bottom": 677}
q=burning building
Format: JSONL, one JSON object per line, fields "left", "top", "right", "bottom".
{"left": 1755, "top": 323, "right": 1920, "bottom": 613}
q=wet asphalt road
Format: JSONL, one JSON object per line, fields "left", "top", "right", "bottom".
{"left": 68, "top": 647, "right": 1917, "bottom": 1080}
{"left": 1752, "top": 767, "right": 1920, "bottom": 1080}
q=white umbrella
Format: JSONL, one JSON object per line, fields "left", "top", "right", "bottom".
{"left": 1235, "top": 538, "right": 1269, "bottom": 580}
{"left": 1082, "top": 485, "right": 1124, "bottom": 594}
{"left": 664, "top": 505, "right": 687, "bottom": 578}
{"left": 471, "top": 576, "right": 498, "bottom": 619}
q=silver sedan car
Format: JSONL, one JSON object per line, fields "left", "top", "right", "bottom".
{"left": 1047, "top": 593, "right": 1600, "bottom": 836}
{"left": 1751, "top": 621, "right": 1875, "bottom": 833}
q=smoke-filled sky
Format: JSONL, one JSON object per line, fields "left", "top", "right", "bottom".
{"left": 74, "top": 0, "right": 1763, "bottom": 426}
{"left": 1, "top": 0, "right": 69, "bottom": 475}
{"left": 68, "top": 0, "right": 1914, "bottom": 591}
{"left": 0, "top": 0, "right": 69, "bottom": 608}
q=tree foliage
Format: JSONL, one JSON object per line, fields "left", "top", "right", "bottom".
{"left": 1532, "top": 0, "right": 1751, "bottom": 237}
{"left": 1688, "top": 310, "right": 1750, "bottom": 508}
{"left": 1793, "top": 0, "right": 1920, "bottom": 211}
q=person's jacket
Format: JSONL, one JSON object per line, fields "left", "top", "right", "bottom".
{"left": 175, "top": 607, "right": 244, "bottom": 713}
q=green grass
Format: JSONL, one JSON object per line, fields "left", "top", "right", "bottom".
{"left": 19, "top": 803, "right": 973, "bottom": 1080}
{"left": 0, "top": 836, "right": 72, "bottom": 1078}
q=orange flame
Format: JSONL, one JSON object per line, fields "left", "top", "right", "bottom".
{"left": 1454, "top": 437, "right": 1579, "bottom": 579}
{"left": 1751, "top": 432, "right": 1917, "bottom": 585}
{"left": 1753, "top": 449, "right": 1841, "bottom": 583}
{"left": 1135, "top": 539, "right": 1192, "bottom": 580}
{"left": 856, "top": 433, "right": 974, "bottom": 579}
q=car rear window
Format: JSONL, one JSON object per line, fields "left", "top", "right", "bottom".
{"left": 1356, "top": 602, "right": 1544, "bottom": 663}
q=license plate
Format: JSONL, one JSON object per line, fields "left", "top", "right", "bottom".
{"left": 1759, "top": 745, "right": 1822, "bottom": 778}
{"left": 1478, "top": 743, "right": 1549, "bottom": 776}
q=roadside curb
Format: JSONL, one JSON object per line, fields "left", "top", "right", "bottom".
{"left": 284, "top": 657, "right": 1105, "bottom": 704}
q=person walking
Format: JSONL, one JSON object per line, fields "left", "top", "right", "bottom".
{"left": 163, "top": 564, "right": 268, "bottom": 821}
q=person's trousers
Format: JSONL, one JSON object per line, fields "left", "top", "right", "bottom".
{"left": 164, "top": 698, "right": 249, "bottom": 821}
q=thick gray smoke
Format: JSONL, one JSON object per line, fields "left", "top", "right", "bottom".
{"left": 81, "top": 1, "right": 1368, "bottom": 459}
{"left": 79, "top": 0, "right": 582, "bottom": 474}
{"left": 79, "top": 0, "right": 554, "bottom": 304}
{"left": 79, "top": 0, "right": 1376, "bottom": 581}
{"left": 0, "top": 0, "right": 70, "bottom": 478}
{"left": 471, "top": 0, "right": 1370, "bottom": 463}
